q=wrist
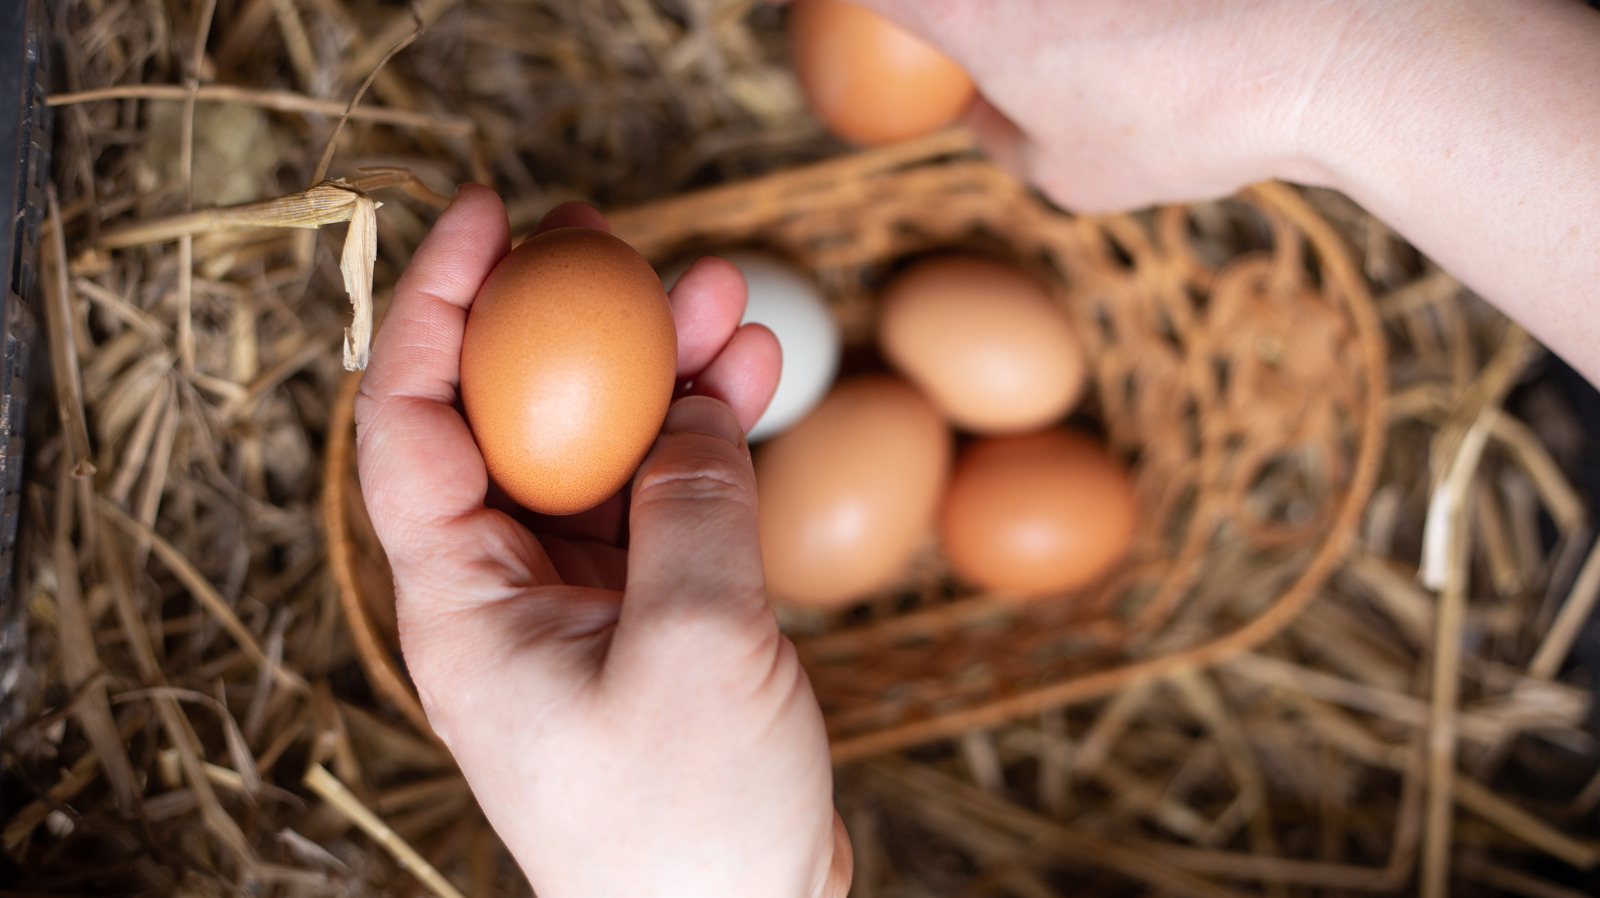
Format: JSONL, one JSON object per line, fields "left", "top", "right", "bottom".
{"left": 1282, "top": 0, "right": 1600, "bottom": 197}
{"left": 1229, "top": 0, "right": 1411, "bottom": 194}
{"left": 1143, "top": 1, "right": 1395, "bottom": 203}
{"left": 1277, "top": 0, "right": 1600, "bottom": 386}
{"left": 1275, "top": 0, "right": 1436, "bottom": 196}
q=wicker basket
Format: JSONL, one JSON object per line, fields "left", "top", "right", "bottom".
{"left": 324, "top": 131, "right": 1387, "bottom": 762}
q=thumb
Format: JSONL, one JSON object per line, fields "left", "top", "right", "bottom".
{"left": 616, "top": 396, "right": 772, "bottom": 650}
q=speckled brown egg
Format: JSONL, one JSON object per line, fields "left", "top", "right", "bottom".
{"left": 460, "top": 227, "right": 677, "bottom": 516}
{"left": 756, "top": 375, "right": 951, "bottom": 607}
{"left": 879, "top": 254, "right": 1088, "bottom": 434}
{"left": 940, "top": 430, "right": 1137, "bottom": 598}
{"left": 788, "top": 0, "right": 976, "bottom": 146}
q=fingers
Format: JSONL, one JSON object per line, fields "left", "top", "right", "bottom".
{"left": 964, "top": 96, "right": 1032, "bottom": 185}
{"left": 361, "top": 184, "right": 510, "bottom": 405}
{"left": 669, "top": 255, "right": 747, "bottom": 376}
{"left": 355, "top": 185, "right": 518, "bottom": 568}
{"left": 686, "top": 323, "right": 781, "bottom": 433}
{"left": 616, "top": 396, "right": 770, "bottom": 646}
{"left": 669, "top": 256, "right": 781, "bottom": 432}
{"left": 964, "top": 97, "right": 1105, "bottom": 212}
{"left": 587, "top": 240, "right": 779, "bottom": 429}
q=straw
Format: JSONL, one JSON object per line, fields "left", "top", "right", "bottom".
{"left": 303, "top": 764, "right": 469, "bottom": 898}
{"left": 13, "top": 2, "right": 1600, "bottom": 894}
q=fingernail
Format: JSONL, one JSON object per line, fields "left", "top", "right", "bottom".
{"left": 662, "top": 396, "right": 744, "bottom": 447}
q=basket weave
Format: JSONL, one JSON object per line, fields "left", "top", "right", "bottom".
{"left": 324, "top": 131, "right": 1387, "bottom": 762}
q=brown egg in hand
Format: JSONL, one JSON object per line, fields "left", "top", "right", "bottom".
{"left": 788, "top": 0, "right": 976, "bottom": 145}
{"left": 756, "top": 376, "right": 951, "bottom": 608}
{"left": 941, "top": 431, "right": 1137, "bottom": 598}
{"left": 460, "top": 227, "right": 677, "bottom": 516}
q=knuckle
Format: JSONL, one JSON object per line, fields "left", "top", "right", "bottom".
{"left": 352, "top": 387, "right": 381, "bottom": 439}
{"left": 634, "top": 439, "right": 754, "bottom": 507}
{"left": 352, "top": 388, "right": 412, "bottom": 453}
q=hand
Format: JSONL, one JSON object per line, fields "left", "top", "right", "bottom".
{"left": 848, "top": 1, "right": 1600, "bottom": 388}
{"left": 354, "top": 185, "right": 852, "bottom": 898}
{"left": 848, "top": 0, "right": 1352, "bottom": 212}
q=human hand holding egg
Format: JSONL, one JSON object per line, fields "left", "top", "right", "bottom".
{"left": 354, "top": 185, "right": 851, "bottom": 898}
{"left": 786, "top": 0, "right": 1345, "bottom": 212}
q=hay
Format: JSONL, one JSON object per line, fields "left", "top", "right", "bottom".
{"left": 5, "top": 1, "right": 1599, "bottom": 896}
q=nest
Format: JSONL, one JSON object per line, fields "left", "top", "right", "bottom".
{"left": 6, "top": 1, "right": 1600, "bottom": 896}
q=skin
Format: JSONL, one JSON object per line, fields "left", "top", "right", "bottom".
{"left": 356, "top": 190, "right": 849, "bottom": 898}
{"left": 855, "top": 0, "right": 1600, "bottom": 385}
{"left": 358, "top": 2, "right": 1600, "bottom": 895}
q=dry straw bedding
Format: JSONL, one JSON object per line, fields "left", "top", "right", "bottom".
{"left": 5, "top": 1, "right": 1600, "bottom": 896}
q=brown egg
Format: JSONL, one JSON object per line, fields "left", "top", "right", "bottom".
{"left": 756, "top": 376, "right": 950, "bottom": 607}
{"left": 788, "top": 0, "right": 976, "bottom": 146}
{"left": 940, "top": 431, "right": 1137, "bottom": 598}
{"left": 460, "top": 228, "right": 677, "bottom": 515}
{"left": 879, "top": 255, "right": 1088, "bottom": 434}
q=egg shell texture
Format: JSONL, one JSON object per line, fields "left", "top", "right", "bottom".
{"left": 756, "top": 375, "right": 951, "bottom": 607}
{"left": 788, "top": 0, "right": 976, "bottom": 146}
{"left": 460, "top": 227, "right": 677, "bottom": 516}
{"left": 940, "top": 430, "right": 1137, "bottom": 598}
{"left": 880, "top": 255, "right": 1088, "bottom": 434}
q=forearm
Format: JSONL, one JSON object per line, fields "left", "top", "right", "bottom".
{"left": 1301, "top": 0, "right": 1600, "bottom": 383}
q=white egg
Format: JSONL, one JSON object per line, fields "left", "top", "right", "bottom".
{"left": 660, "top": 252, "right": 841, "bottom": 442}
